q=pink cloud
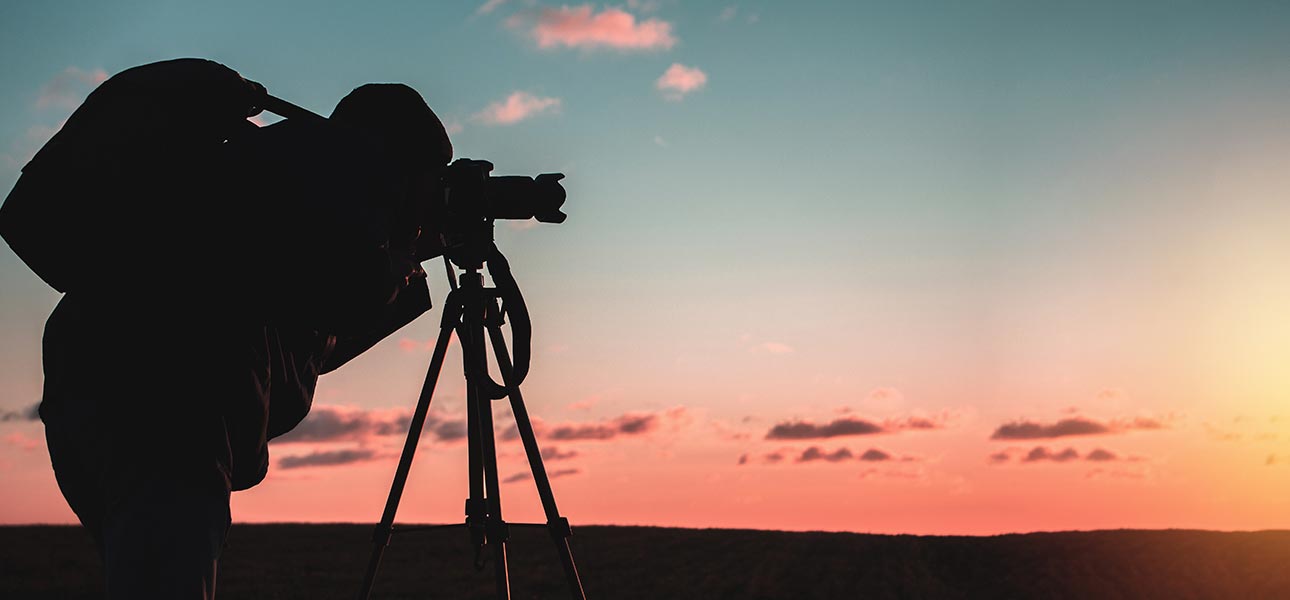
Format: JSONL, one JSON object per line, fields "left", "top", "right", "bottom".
{"left": 530, "top": 5, "right": 676, "bottom": 50}
{"left": 397, "top": 336, "right": 455, "bottom": 352}
{"left": 36, "top": 67, "right": 108, "bottom": 110}
{"left": 656, "top": 63, "right": 707, "bottom": 100}
{"left": 398, "top": 338, "right": 430, "bottom": 352}
{"left": 3, "top": 432, "right": 40, "bottom": 452}
{"left": 474, "top": 91, "right": 561, "bottom": 125}
{"left": 2, "top": 121, "right": 65, "bottom": 170}
{"left": 566, "top": 394, "right": 600, "bottom": 411}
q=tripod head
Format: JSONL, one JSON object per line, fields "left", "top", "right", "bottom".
{"left": 443, "top": 243, "right": 533, "bottom": 397}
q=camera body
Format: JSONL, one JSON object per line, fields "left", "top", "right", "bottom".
{"left": 425, "top": 159, "right": 566, "bottom": 266}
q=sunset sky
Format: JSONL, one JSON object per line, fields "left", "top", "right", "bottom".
{"left": 2, "top": 1, "right": 1289, "bottom": 535}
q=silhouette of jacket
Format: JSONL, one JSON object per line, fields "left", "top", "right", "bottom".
{"left": 27, "top": 59, "right": 432, "bottom": 531}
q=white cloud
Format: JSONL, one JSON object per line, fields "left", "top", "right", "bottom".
{"left": 476, "top": 0, "right": 507, "bottom": 16}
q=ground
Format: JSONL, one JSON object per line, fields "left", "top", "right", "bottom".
{"left": 2, "top": 524, "right": 1288, "bottom": 599}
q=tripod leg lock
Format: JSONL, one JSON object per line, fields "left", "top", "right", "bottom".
{"left": 547, "top": 517, "right": 573, "bottom": 540}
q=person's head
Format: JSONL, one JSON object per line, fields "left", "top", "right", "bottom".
{"left": 330, "top": 83, "right": 453, "bottom": 174}
{"left": 330, "top": 83, "right": 453, "bottom": 242}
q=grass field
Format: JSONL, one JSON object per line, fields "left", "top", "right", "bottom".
{"left": 2, "top": 524, "right": 1288, "bottom": 599}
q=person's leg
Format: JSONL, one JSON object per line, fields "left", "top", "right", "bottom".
{"left": 100, "top": 473, "right": 231, "bottom": 600}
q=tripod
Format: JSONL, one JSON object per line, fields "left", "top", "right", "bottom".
{"left": 357, "top": 247, "right": 587, "bottom": 600}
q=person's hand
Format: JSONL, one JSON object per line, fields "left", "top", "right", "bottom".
{"left": 389, "top": 230, "right": 426, "bottom": 289}
{"left": 415, "top": 231, "right": 448, "bottom": 261}
{"left": 241, "top": 78, "right": 268, "bottom": 117}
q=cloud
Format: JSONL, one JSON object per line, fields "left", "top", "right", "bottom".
{"left": 473, "top": 91, "right": 561, "bottom": 125}
{"left": 3, "top": 432, "right": 41, "bottom": 451}
{"left": 2, "top": 122, "right": 65, "bottom": 170}
{"left": 992, "top": 446, "right": 1128, "bottom": 464}
{"left": 503, "top": 472, "right": 530, "bottom": 484}
{"left": 36, "top": 67, "right": 107, "bottom": 110}
{"left": 709, "top": 419, "right": 754, "bottom": 441}
{"left": 1023, "top": 447, "right": 1081, "bottom": 463}
{"left": 718, "top": 6, "right": 737, "bottom": 22}
{"left": 859, "top": 448, "right": 893, "bottom": 462}
{"left": 503, "top": 467, "right": 581, "bottom": 484}
{"left": 278, "top": 448, "right": 380, "bottom": 469}
{"left": 1085, "top": 448, "right": 1118, "bottom": 462}
{"left": 749, "top": 341, "right": 793, "bottom": 354}
{"left": 527, "top": 5, "right": 676, "bottom": 51}
{"left": 990, "top": 415, "right": 1168, "bottom": 440}
{"left": 992, "top": 418, "right": 1110, "bottom": 440}
{"left": 398, "top": 333, "right": 461, "bottom": 353}
{"left": 271, "top": 405, "right": 464, "bottom": 445}
{"left": 272, "top": 406, "right": 401, "bottom": 443}
{"left": 1085, "top": 468, "right": 1149, "bottom": 480}
{"left": 1124, "top": 416, "right": 1166, "bottom": 430}
{"left": 797, "top": 447, "right": 854, "bottom": 463}
{"left": 398, "top": 338, "right": 432, "bottom": 352}
{"left": 566, "top": 395, "right": 599, "bottom": 411}
{"left": 766, "top": 417, "right": 884, "bottom": 440}
{"left": 476, "top": 0, "right": 507, "bottom": 16}
{"left": 0, "top": 403, "right": 40, "bottom": 422}
{"left": 765, "top": 413, "right": 945, "bottom": 440}
{"left": 748, "top": 446, "right": 912, "bottom": 466}
{"left": 547, "top": 413, "right": 656, "bottom": 440}
{"left": 432, "top": 419, "right": 468, "bottom": 442}
{"left": 656, "top": 63, "right": 708, "bottom": 101}
{"left": 540, "top": 446, "right": 579, "bottom": 461}
{"left": 858, "top": 465, "right": 928, "bottom": 481}
{"left": 524, "top": 407, "right": 689, "bottom": 442}
{"left": 897, "top": 416, "right": 940, "bottom": 430}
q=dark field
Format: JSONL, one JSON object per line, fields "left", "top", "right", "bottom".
{"left": 2, "top": 524, "right": 1288, "bottom": 599}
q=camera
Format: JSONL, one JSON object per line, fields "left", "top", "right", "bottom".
{"left": 421, "top": 159, "right": 567, "bottom": 265}
{"left": 441, "top": 159, "right": 567, "bottom": 224}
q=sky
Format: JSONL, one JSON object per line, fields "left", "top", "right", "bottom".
{"left": 1, "top": 0, "right": 1289, "bottom": 535}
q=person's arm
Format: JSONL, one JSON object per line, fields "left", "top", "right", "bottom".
{"left": 319, "top": 273, "right": 433, "bottom": 374}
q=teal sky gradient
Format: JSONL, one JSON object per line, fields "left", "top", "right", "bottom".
{"left": 2, "top": 1, "right": 1290, "bottom": 532}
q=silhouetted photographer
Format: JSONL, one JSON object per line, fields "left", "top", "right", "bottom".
{"left": 0, "top": 58, "right": 562, "bottom": 599}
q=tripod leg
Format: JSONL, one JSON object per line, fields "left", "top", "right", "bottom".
{"left": 357, "top": 322, "right": 457, "bottom": 600}
{"left": 465, "top": 364, "right": 487, "bottom": 560}
{"left": 459, "top": 320, "right": 512, "bottom": 600}
{"left": 486, "top": 324, "right": 588, "bottom": 600}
